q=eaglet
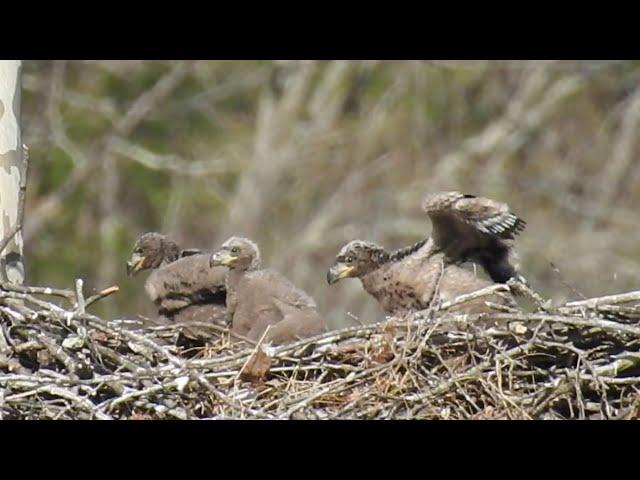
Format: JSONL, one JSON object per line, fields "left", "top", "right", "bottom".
{"left": 327, "top": 192, "right": 525, "bottom": 315}
{"left": 328, "top": 239, "right": 516, "bottom": 316}
{"left": 126, "top": 232, "right": 228, "bottom": 334}
{"left": 210, "top": 237, "right": 327, "bottom": 345}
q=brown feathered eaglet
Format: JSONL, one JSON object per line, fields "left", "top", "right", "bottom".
{"left": 422, "top": 191, "right": 526, "bottom": 283}
{"left": 158, "top": 304, "right": 228, "bottom": 341}
{"left": 328, "top": 239, "right": 517, "bottom": 316}
{"left": 126, "top": 232, "right": 181, "bottom": 275}
{"left": 126, "top": 233, "right": 228, "bottom": 338}
{"left": 210, "top": 237, "right": 327, "bottom": 345}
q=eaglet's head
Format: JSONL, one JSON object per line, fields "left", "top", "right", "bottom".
{"left": 327, "top": 240, "right": 389, "bottom": 284}
{"left": 127, "top": 232, "right": 180, "bottom": 276}
{"left": 210, "top": 236, "right": 261, "bottom": 271}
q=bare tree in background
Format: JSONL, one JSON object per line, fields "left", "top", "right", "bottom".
{"left": 15, "top": 60, "right": 640, "bottom": 324}
{"left": 0, "top": 60, "right": 25, "bottom": 285}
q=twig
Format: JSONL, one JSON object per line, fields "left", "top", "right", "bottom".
{"left": 437, "top": 284, "right": 512, "bottom": 311}
{"left": 2, "top": 384, "right": 112, "bottom": 420}
{"left": 85, "top": 286, "right": 119, "bottom": 308}
{"left": 74, "top": 279, "right": 85, "bottom": 315}
{"left": 0, "top": 283, "right": 75, "bottom": 302}
{"left": 561, "top": 290, "right": 640, "bottom": 310}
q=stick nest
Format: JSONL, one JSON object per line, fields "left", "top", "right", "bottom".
{"left": 1, "top": 280, "right": 640, "bottom": 420}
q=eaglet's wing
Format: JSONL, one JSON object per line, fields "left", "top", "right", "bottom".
{"left": 245, "top": 269, "right": 318, "bottom": 311}
{"left": 229, "top": 269, "right": 321, "bottom": 342}
{"left": 145, "top": 254, "right": 227, "bottom": 313}
{"left": 423, "top": 191, "right": 525, "bottom": 243}
{"left": 422, "top": 191, "right": 526, "bottom": 282}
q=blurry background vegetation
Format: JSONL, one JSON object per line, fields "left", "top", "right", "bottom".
{"left": 20, "top": 60, "right": 640, "bottom": 329}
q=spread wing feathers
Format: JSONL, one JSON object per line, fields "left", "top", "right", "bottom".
{"left": 145, "top": 254, "right": 227, "bottom": 313}
{"left": 423, "top": 191, "right": 526, "bottom": 241}
{"left": 455, "top": 198, "right": 525, "bottom": 238}
{"left": 421, "top": 191, "right": 525, "bottom": 283}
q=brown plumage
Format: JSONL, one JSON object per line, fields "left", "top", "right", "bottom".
{"left": 422, "top": 191, "right": 525, "bottom": 283}
{"left": 210, "top": 237, "right": 327, "bottom": 345}
{"left": 143, "top": 254, "right": 227, "bottom": 314}
{"left": 160, "top": 304, "right": 228, "bottom": 341}
{"left": 126, "top": 233, "right": 228, "bottom": 338}
{"left": 168, "top": 303, "right": 227, "bottom": 325}
{"left": 328, "top": 238, "right": 517, "bottom": 316}
{"left": 126, "top": 232, "right": 181, "bottom": 275}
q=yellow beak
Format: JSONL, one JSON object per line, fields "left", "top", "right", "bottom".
{"left": 327, "top": 263, "right": 355, "bottom": 284}
{"left": 210, "top": 251, "right": 236, "bottom": 267}
{"left": 126, "top": 254, "right": 146, "bottom": 276}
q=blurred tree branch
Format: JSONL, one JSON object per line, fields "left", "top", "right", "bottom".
{"left": 594, "top": 86, "right": 640, "bottom": 216}
{"left": 25, "top": 61, "right": 192, "bottom": 242}
{"left": 434, "top": 61, "right": 585, "bottom": 184}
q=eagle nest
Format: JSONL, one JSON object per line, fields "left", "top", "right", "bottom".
{"left": 1, "top": 280, "right": 640, "bottom": 420}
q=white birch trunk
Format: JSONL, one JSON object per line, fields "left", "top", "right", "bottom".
{"left": 0, "top": 60, "right": 24, "bottom": 285}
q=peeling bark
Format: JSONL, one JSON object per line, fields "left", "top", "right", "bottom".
{"left": 0, "top": 60, "right": 24, "bottom": 284}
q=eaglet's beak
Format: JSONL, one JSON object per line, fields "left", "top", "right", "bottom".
{"left": 210, "top": 251, "right": 236, "bottom": 268}
{"left": 327, "top": 263, "right": 355, "bottom": 285}
{"left": 126, "top": 253, "right": 146, "bottom": 277}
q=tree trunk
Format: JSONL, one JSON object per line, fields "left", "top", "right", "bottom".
{"left": 0, "top": 60, "right": 24, "bottom": 285}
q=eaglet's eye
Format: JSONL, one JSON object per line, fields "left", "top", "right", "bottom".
{"left": 231, "top": 247, "right": 240, "bottom": 254}
{"left": 345, "top": 256, "right": 354, "bottom": 263}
